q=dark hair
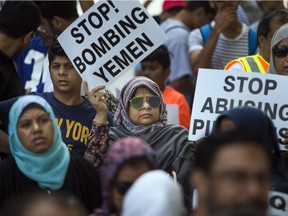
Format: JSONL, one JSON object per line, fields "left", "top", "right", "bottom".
{"left": 185, "top": 1, "right": 216, "bottom": 15}
{"left": 166, "top": 6, "right": 184, "bottom": 15}
{"left": 0, "top": 1, "right": 41, "bottom": 38}
{"left": 141, "top": 45, "right": 170, "bottom": 70}
{"left": 117, "top": 156, "right": 154, "bottom": 175}
{"left": 48, "top": 42, "right": 69, "bottom": 65}
{"left": 257, "top": 9, "right": 288, "bottom": 45}
{"left": 19, "top": 103, "right": 46, "bottom": 120}
{"left": 38, "top": 0, "right": 78, "bottom": 21}
{"left": 194, "top": 130, "right": 272, "bottom": 173}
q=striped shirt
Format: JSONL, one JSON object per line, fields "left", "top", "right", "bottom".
{"left": 188, "top": 22, "right": 256, "bottom": 70}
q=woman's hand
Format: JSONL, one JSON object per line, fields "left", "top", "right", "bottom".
{"left": 84, "top": 81, "right": 108, "bottom": 114}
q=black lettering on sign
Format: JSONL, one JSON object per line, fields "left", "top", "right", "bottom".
{"left": 201, "top": 97, "right": 213, "bottom": 113}
{"left": 192, "top": 119, "right": 204, "bottom": 135}
{"left": 224, "top": 76, "right": 277, "bottom": 95}
{"left": 269, "top": 195, "right": 286, "bottom": 211}
{"left": 223, "top": 76, "right": 235, "bottom": 92}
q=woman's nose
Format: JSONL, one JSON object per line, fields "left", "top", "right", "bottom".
{"left": 142, "top": 99, "right": 151, "bottom": 109}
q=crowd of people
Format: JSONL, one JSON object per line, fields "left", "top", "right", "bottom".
{"left": 0, "top": 0, "right": 288, "bottom": 216}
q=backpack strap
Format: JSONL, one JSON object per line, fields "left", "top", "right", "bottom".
{"left": 200, "top": 24, "right": 258, "bottom": 56}
{"left": 200, "top": 24, "right": 212, "bottom": 44}
{"left": 248, "top": 28, "right": 257, "bottom": 55}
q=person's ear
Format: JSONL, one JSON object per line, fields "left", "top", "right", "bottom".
{"left": 258, "top": 35, "right": 265, "bottom": 49}
{"left": 196, "top": 7, "right": 205, "bottom": 20}
{"left": 23, "top": 31, "right": 34, "bottom": 44}
{"left": 190, "top": 169, "right": 209, "bottom": 200}
{"left": 51, "top": 16, "right": 63, "bottom": 30}
{"left": 163, "top": 67, "right": 170, "bottom": 79}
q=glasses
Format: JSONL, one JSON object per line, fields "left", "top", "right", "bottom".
{"left": 114, "top": 181, "right": 133, "bottom": 196}
{"left": 272, "top": 45, "right": 288, "bottom": 58}
{"left": 130, "top": 96, "right": 161, "bottom": 109}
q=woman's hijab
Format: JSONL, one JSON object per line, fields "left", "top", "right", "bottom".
{"left": 97, "top": 136, "right": 155, "bottom": 215}
{"left": 215, "top": 106, "right": 281, "bottom": 171}
{"left": 267, "top": 23, "right": 288, "bottom": 74}
{"left": 114, "top": 76, "right": 167, "bottom": 135}
{"left": 122, "top": 170, "right": 186, "bottom": 216}
{"left": 8, "top": 95, "right": 70, "bottom": 190}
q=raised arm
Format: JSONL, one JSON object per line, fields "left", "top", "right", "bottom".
{"left": 83, "top": 81, "right": 110, "bottom": 172}
{"left": 189, "top": 7, "right": 236, "bottom": 76}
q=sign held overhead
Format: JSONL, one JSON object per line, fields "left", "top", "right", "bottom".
{"left": 58, "top": 0, "right": 167, "bottom": 89}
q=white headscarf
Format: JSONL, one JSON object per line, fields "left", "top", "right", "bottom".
{"left": 122, "top": 170, "right": 186, "bottom": 216}
{"left": 267, "top": 23, "right": 288, "bottom": 74}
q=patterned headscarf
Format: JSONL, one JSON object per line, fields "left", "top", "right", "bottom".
{"left": 8, "top": 95, "right": 70, "bottom": 190}
{"left": 114, "top": 76, "right": 167, "bottom": 135}
{"left": 267, "top": 23, "right": 288, "bottom": 74}
{"left": 98, "top": 136, "right": 155, "bottom": 215}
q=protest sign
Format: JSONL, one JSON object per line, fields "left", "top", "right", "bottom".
{"left": 58, "top": 0, "right": 167, "bottom": 89}
{"left": 189, "top": 69, "right": 288, "bottom": 151}
{"left": 268, "top": 191, "right": 288, "bottom": 215}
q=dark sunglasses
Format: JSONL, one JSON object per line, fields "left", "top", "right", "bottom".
{"left": 130, "top": 95, "right": 161, "bottom": 110}
{"left": 114, "top": 181, "right": 133, "bottom": 196}
{"left": 272, "top": 45, "right": 288, "bottom": 58}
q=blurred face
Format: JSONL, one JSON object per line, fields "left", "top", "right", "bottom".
{"left": 128, "top": 87, "right": 160, "bottom": 126}
{"left": 23, "top": 198, "right": 86, "bottom": 216}
{"left": 112, "top": 161, "right": 151, "bottom": 213}
{"left": 257, "top": 0, "right": 284, "bottom": 13}
{"left": 259, "top": 16, "right": 288, "bottom": 62}
{"left": 50, "top": 56, "right": 82, "bottom": 94}
{"left": 139, "top": 61, "right": 169, "bottom": 91}
{"left": 212, "top": 1, "right": 239, "bottom": 12}
{"left": 273, "top": 38, "right": 288, "bottom": 75}
{"left": 206, "top": 144, "right": 270, "bottom": 216}
{"left": 38, "top": 16, "right": 56, "bottom": 46}
{"left": 17, "top": 107, "right": 54, "bottom": 153}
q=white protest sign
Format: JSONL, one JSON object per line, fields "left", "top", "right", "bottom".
{"left": 267, "top": 191, "right": 288, "bottom": 215}
{"left": 58, "top": 0, "right": 167, "bottom": 89}
{"left": 189, "top": 69, "right": 288, "bottom": 151}
{"left": 166, "top": 104, "right": 179, "bottom": 125}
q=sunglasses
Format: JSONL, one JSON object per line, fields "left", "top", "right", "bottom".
{"left": 273, "top": 45, "right": 288, "bottom": 58}
{"left": 114, "top": 181, "right": 133, "bottom": 196}
{"left": 130, "top": 95, "right": 161, "bottom": 110}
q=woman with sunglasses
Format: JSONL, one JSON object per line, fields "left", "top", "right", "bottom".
{"left": 0, "top": 95, "right": 102, "bottom": 214}
{"left": 268, "top": 23, "right": 288, "bottom": 75}
{"left": 91, "top": 136, "right": 155, "bottom": 216}
{"left": 84, "top": 76, "right": 195, "bottom": 209}
{"left": 267, "top": 23, "right": 288, "bottom": 169}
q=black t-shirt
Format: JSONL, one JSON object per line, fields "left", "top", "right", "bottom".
{"left": 0, "top": 50, "right": 25, "bottom": 101}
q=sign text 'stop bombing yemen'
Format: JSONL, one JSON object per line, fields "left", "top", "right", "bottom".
{"left": 58, "top": 0, "right": 167, "bottom": 87}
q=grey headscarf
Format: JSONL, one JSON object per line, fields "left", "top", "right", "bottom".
{"left": 267, "top": 23, "right": 288, "bottom": 74}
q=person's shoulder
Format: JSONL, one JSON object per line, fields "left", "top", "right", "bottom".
{"left": 164, "top": 86, "right": 184, "bottom": 97}
{"left": 0, "top": 156, "right": 16, "bottom": 175}
{"left": 69, "top": 152, "right": 98, "bottom": 171}
{"left": 161, "top": 19, "right": 188, "bottom": 33}
{"left": 160, "top": 123, "right": 188, "bottom": 134}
